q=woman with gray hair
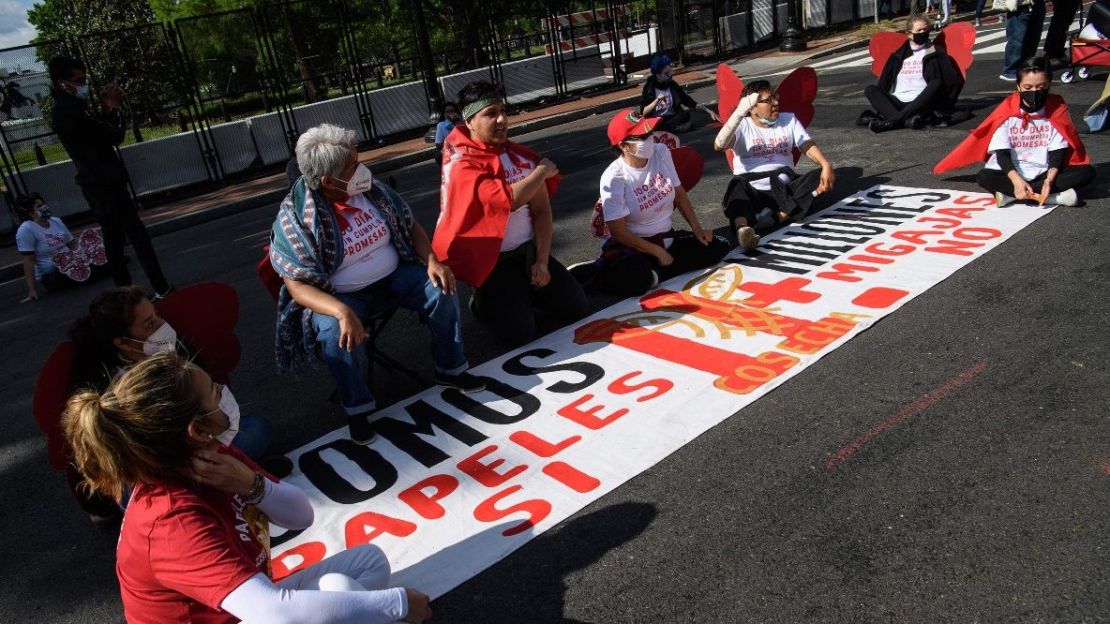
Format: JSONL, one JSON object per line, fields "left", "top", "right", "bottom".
{"left": 269, "top": 123, "right": 483, "bottom": 445}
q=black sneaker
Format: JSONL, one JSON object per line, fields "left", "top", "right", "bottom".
{"left": 856, "top": 109, "right": 880, "bottom": 127}
{"left": 435, "top": 370, "right": 486, "bottom": 393}
{"left": 907, "top": 114, "right": 928, "bottom": 130}
{"left": 348, "top": 412, "right": 377, "bottom": 445}
{"left": 869, "top": 119, "right": 899, "bottom": 133}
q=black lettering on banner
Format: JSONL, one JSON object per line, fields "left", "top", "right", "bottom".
{"left": 822, "top": 209, "right": 913, "bottom": 226}
{"left": 501, "top": 348, "right": 606, "bottom": 394}
{"left": 299, "top": 440, "right": 399, "bottom": 504}
{"left": 739, "top": 250, "right": 815, "bottom": 275}
{"left": 771, "top": 234, "right": 856, "bottom": 255}
{"left": 270, "top": 526, "right": 305, "bottom": 548}
{"left": 376, "top": 399, "right": 489, "bottom": 468}
{"left": 865, "top": 189, "right": 951, "bottom": 202}
{"left": 762, "top": 241, "right": 842, "bottom": 260}
{"left": 442, "top": 377, "right": 541, "bottom": 425}
{"left": 802, "top": 221, "right": 888, "bottom": 237}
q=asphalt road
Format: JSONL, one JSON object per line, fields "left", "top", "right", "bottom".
{"left": 2, "top": 22, "right": 1108, "bottom": 623}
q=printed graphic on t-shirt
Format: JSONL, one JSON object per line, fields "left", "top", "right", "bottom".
{"left": 340, "top": 206, "right": 390, "bottom": 258}
{"left": 632, "top": 171, "right": 675, "bottom": 213}
{"left": 599, "top": 144, "right": 680, "bottom": 238}
{"left": 986, "top": 117, "right": 1068, "bottom": 180}
{"left": 892, "top": 48, "right": 928, "bottom": 102}
{"left": 732, "top": 113, "right": 811, "bottom": 191}
{"left": 237, "top": 499, "right": 272, "bottom": 577}
{"left": 499, "top": 151, "right": 537, "bottom": 251}
{"left": 654, "top": 88, "right": 673, "bottom": 117}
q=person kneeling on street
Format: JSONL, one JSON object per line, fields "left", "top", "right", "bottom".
{"left": 434, "top": 80, "right": 588, "bottom": 347}
{"left": 934, "top": 58, "right": 1094, "bottom": 206}
{"left": 270, "top": 123, "right": 484, "bottom": 445}
{"left": 714, "top": 80, "right": 836, "bottom": 251}
{"left": 586, "top": 109, "right": 729, "bottom": 297}
{"left": 64, "top": 351, "right": 432, "bottom": 623}
{"left": 860, "top": 14, "right": 968, "bottom": 133}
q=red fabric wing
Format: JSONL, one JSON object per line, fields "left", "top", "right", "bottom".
{"left": 777, "top": 66, "right": 818, "bottom": 128}
{"left": 870, "top": 32, "right": 906, "bottom": 78}
{"left": 156, "top": 282, "right": 241, "bottom": 384}
{"left": 671, "top": 146, "right": 705, "bottom": 191}
{"left": 257, "top": 244, "right": 282, "bottom": 302}
{"left": 716, "top": 63, "right": 744, "bottom": 121}
{"left": 937, "top": 21, "right": 976, "bottom": 77}
{"left": 34, "top": 341, "right": 76, "bottom": 470}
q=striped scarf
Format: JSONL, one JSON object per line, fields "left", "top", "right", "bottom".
{"left": 269, "top": 177, "right": 417, "bottom": 373}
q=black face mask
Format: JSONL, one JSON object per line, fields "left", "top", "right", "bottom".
{"left": 911, "top": 31, "right": 930, "bottom": 46}
{"left": 1019, "top": 89, "right": 1049, "bottom": 113}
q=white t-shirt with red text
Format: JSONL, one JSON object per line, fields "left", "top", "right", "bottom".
{"left": 16, "top": 217, "right": 72, "bottom": 279}
{"left": 329, "top": 194, "right": 400, "bottom": 293}
{"left": 892, "top": 46, "right": 929, "bottom": 103}
{"left": 984, "top": 114, "right": 1069, "bottom": 180}
{"left": 599, "top": 143, "right": 680, "bottom": 239}
{"left": 499, "top": 151, "right": 536, "bottom": 252}
{"left": 730, "top": 112, "right": 812, "bottom": 191}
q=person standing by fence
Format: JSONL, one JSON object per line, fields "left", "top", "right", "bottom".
{"left": 48, "top": 56, "right": 172, "bottom": 299}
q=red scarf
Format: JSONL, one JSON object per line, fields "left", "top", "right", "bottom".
{"left": 933, "top": 92, "right": 1088, "bottom": 174}
{"left": 432, "top": 126, "right": 560, "bottom": 287}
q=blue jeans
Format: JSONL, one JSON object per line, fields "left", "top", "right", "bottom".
{"left": 311, "top": 260, "right": 468, "bottom": 415}
{"left": 232, "top": 412, "right": 272, "bottom": 460}
{"left": 1003, "top": 1, "right": 1047, "bottom": 75}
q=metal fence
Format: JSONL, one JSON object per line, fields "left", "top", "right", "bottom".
{"left": 0, "top": 0, "right": 909, "bottom": 237}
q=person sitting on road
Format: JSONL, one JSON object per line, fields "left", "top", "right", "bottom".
{"left": 714, "top": 80, "right": 836, "bottom": 251}
{"left": 433, "top": 101, "right": 462, "bottom": 164}
{"left": 433, "top": 81, "right": 588, "bottom": 347}
{"left": 640, "top": 54, "right": 721, "bottom": 133}
{"left": 935, "top": 58, "right": 1094, "bottom": 206}
{"left": 68, "top": 285, "right": 274, "bottom": 462}
{"left": 860, "top": 14, "right": 967, "bottom": 133}
{"left": 270, "top": 123, "right": 484, "bottom": 445}
{"left": 583, "top": 109, "right": 729, "bottom": 297}
{"left": 16, "top": 192, "right": 107, "bottom": 303}
{"left": 64, "top": 351, "right": 433, "bottom": 624}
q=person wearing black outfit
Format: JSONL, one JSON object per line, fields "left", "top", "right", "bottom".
{"left": 860, "top": 15, "right": 967, "bottom": 133}
{"left": 48, "top": 56, "right": 171, "bottom": 297}
{"left": 640, "top": 55, "right": 720, "bottom": 133}
{"left": 1043, "top": 0, "right": 1079, "bottom": 67}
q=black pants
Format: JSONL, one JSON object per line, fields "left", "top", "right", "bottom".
{"left": 975, "top": 164, "right": 1096, "bottom": 195}
{"left": 655, "top": 109, "right": 692, "bottom": 133}
{"left": 722, "top": 169, "right": 822, "bottom": 231}
{"left": 864, "top": 81, "right": 946, "bottom": 125}
{"left": 80, "top": 182, "right": 169, "bottom": 292}
{"left": 594, "top": 233, "right": 730, "bottom": 297}
{"left": 473, "top": 242, "right": 589, "bottom": 347}
{"left": 1044, "top": 0, "right": 1079, "bottom": 58}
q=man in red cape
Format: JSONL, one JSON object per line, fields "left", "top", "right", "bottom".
{"left": 934, "top": 89, "right": 1093, "bottom": 205}
{"left": 433, "top": 80, "right": 587, "bottom": 346}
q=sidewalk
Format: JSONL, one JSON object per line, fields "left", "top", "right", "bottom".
{"left": 0, "top": 32, "right": 869, "bottom": 284}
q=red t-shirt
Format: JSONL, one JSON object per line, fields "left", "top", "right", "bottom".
{"left": 116, "top": 446, "right": 275, "bottom": 624}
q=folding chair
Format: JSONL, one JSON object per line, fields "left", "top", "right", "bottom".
{"left": 257, "top": 246, "right": 423, "bottom": 390}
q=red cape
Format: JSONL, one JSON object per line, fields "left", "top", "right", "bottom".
{"left": 433, "top": 126, "right": 560, "bottom": 287}
{"left": 934, "top": 92, "right": 1089, "bottom": 174}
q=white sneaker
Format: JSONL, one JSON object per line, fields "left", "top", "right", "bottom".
{"left": 995, "top": 192, "right": 1016, "bottom": 207}
{"left": 1045, "top": 188, "right": 1078, "bottom": 206}
{"left": 648, "top": 270, "right": 660, "bottom": 289}
{"left": 736, "top": 225, "right": 761, "bottom": 252}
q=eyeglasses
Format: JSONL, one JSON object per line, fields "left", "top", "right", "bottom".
{"left": 757, "top": 96, "right": 780, "bottom": 105}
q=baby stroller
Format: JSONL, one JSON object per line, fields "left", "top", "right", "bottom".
{"left": 1061, "top": 0, "right": 1110, "bottom": 83}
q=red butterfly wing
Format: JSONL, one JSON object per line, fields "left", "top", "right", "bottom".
{"left": 936, "top": 21, "right": 976, "bottom": 77}
{"left": 777, "top": 66, "right": 818, "bottom": 127}
{"left": 870, "top": 32, "right": 906, "bottom": 78}
{"left": 716, "top": 62, "right": 744, "bottom": 121}
{"left": 670, "top": 146, "right": 704, "bottom": 191}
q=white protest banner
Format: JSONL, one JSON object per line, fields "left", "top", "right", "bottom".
{"left": 270, "top": 185, "right": 1051, "bottom": 599}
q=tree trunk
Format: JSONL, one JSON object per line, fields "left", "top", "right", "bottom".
{"left": 281, "top": 4, "right": 322, "bottom": 103}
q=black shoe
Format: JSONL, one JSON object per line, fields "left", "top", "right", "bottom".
{"left": 907, "top": 114, "right": 928, "bottom": 130}
{"left": 435, "top": 370, "right": 486, "bottom": 393}
{"left": 869, "top": 119, "right": 899, "bottom": 133}
{"left": 151, "top": 284, "right": 175, "bottom": 302}
{"left": 348, "top": 412, "right": 377, "bottom": 445}
{"left": 856, "top": 110, "right": 880, "bottom": 127}
{"left": 1046, "top": 56, "right": 1069, "bottom": 70}
{"left": 258, "top": 455, "right": 294, "bottom": 478}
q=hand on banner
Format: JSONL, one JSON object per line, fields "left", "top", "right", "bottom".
{"left": 403, "top": 588, "right": 433, "bottom": 623}
{"left": 427, "top": 256, "right": 456, "bottom": 295}
{"left": 337, "top": 306, "right": 369, "bottom": 352}
{"left": 191, "top": 446, "right": 255, "bottom": 497}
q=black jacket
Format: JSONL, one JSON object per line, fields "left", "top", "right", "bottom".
{"left": 50, "top": 90, "right": 129, "bottom": 187}
{"left": 877, "top": 42, "right": 965, "bottom": 113}
{"left": 640, "top": 75, "right": 697, "bottom": 117}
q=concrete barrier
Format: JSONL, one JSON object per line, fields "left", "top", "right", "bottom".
{"left": 721, "top": 13, "right": 753, "bottom": 50}
{"left": 365, "top": 81, "right": 430, "bottom": 136}
{"left": 501, "top": 56, "right": 559, "bottom": 105}
{"left": 560, "top": 47, "right": 613, "bottom": 93}
{"left": 290, "top": 95, "right": 367, "bottom": 143}
{"left": 119, "top": 132, "right": 211, "bottom": 196}
{"left": 19, "top": 160, "right": 88, "bottom": 218}
{"left": 440, "top": 67, "right": 498, "bottom": 109}
{"left": 207, "top": 120, "right": 259, "bottom": 176}
{"left": 248, "top": 112, "right": 291, "bottom": 166}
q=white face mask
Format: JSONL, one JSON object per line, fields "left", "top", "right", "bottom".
{"left": 140, "top": 322, "right": 177, "bottom": 357}
{"left": 339, "top": 163, "right": 373, "bottom": 197}
{"left": 215, "top": 385, "right": 241, "bottom": 446}
{"left": 626, "top": 139, "right": 653, "bottom": 159}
